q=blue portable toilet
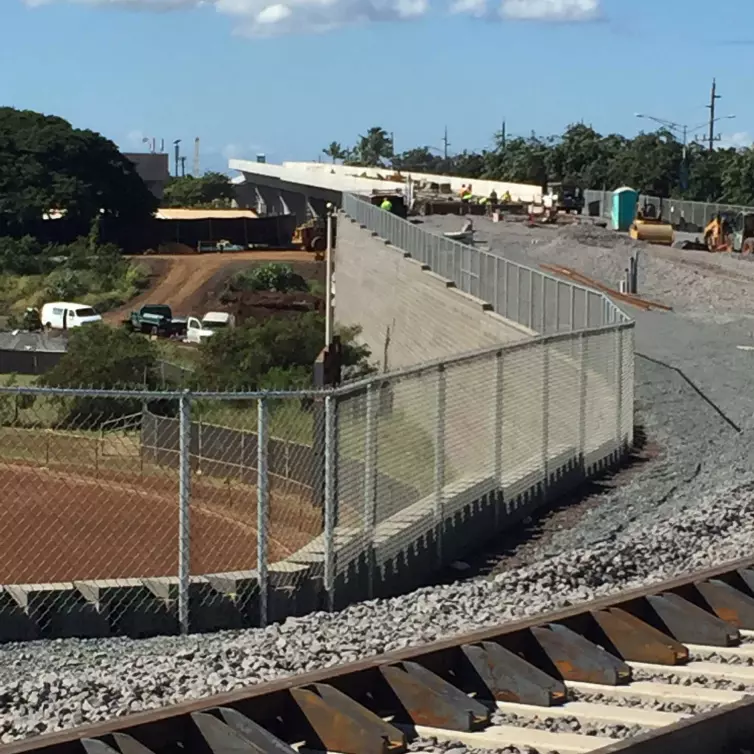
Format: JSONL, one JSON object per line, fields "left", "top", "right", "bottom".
{"left": 612, "top": 187, "right": 638, "bottom": 231}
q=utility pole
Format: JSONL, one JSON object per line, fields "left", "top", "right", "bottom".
{"left": 707, "top": 78, "right": 721, "bottom": 151}
{"left": 180, "top": 156, "right": 187, "bottom": 177}
{"left": 173, "top": 139, "right": 181, "bottom": 178}
{"left": 442, "top": 126, "right": 450, "bottom": 160}
{"left": 500, "top": 119, "right": 507, "bottom": 150}
{"left": 193, "top": 137, "right": 200, "bottom": 177}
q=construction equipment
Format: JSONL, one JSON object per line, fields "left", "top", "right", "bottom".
{"left": 629, "top": 202, "right": 674, "bottom": 246}
{"left": 703, "top": 213, "right": 735, "bottom": 252}
{"left": 732, "top": 211, "right": 754, "bottom": 255}
{"left": 548, "top": 181, "right": 585, "bottom": 214}
{"left": 293, "top": 216, "right": 335, "bottom": 259}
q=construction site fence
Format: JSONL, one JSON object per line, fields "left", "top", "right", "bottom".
{"left": 584, "top": 189, "right": 754, "bottom": 233}
{"left": 0, "top": 309, "right": 633, "bottom": 636}
{"left": 342, "top": 193, "right": 630, "bottom": 334}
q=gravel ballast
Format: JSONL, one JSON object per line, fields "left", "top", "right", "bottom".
{"left": 2, "top": 479, "right": 754, "bottom": 742}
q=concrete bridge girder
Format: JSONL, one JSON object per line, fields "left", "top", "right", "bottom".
{"left": 238, "top": 171, "right": 342, "bottom": 223}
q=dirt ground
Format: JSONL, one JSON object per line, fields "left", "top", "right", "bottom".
{"left": 0, "top": 463, "right": 322, "bottom": 584}
{"left": 105, "top": 251, "right": 322, "bottom": 323}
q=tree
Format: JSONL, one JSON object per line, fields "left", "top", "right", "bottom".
{"left": 230, "top": 263, "right": 309, "bottom": 293}
{"left": 39, "top": 325, "right": 161, "bottom": 426}
{"left": 162, "top": 171, "right": 235, "bottom": 208}
{"left": 0, "top": 107, "right": 157, "bottom": 237}
{"left": 346, "top": 127, "right": 393, "bottom": 167}
{"left": 322, "top": 142, "right": 347, "bottom": 163}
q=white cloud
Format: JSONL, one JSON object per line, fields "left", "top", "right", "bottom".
{"left": 501, "top": 0, "right": 599, "bottom": 20}
{"left": 23, "top": 0, "right": 599, "bottom": 34}
{"left": 718, "top": 131, "right": 752, "bottom": 149}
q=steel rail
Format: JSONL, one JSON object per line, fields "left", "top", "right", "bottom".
{"left": 6, "top": 555, "right": 754, "bottom": 754}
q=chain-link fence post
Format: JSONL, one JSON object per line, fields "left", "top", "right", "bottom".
{"left": 178, "top": 391, "right": 192, "bottom": 635}
{"left": 541, "top": 341, "right": 550, "bottom": 500}
{"left": 257, "top": 396, "right": 269, "bottom": 627}
{"left": 434, "top": 365, "right": 446, "bottom": 567}
{"left": 493, "top": 350, "right": 504, "bottom": 529}
{"left": 579, "top": 333, "right": 588, "bottom": 465}
{"left": 363, "top": 383, "right": 378, "bottom": 598}
{"left": 323, "top": 393, "right": 337, "bottom": 611}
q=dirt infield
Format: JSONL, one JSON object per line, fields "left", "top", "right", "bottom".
{"left": 0, "top": 464, "right": 322, "bottom": 584}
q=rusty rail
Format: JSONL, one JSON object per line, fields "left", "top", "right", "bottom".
{"left": 539, "top": 263, "right": 673, "bottom": 312}
{"left": 6, "top": 556, "right": 754, "bottom": 754}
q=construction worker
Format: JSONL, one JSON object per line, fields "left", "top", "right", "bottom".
{"left": 380, "top": 197, "right": 393, "bottom": 213}
{"left": 489, "top": 189, "right": 498, "bottom": 204}
{"left": 502, "top": 190, "right": 512, "bottom": 203}
{"left": 462, "top": 188, "right": 473, "bottom": 203}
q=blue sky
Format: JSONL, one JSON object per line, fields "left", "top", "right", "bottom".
{"left": 2, "top": 0, "right": 754, "bottom": 174}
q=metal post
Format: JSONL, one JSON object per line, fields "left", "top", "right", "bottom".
{"left": 363, "top": 383, "right": 378, "bottom": 598}
{"left": 257, "top": 397, "right": 269, "bottom": 627}
{"left": 493, "top": 256, "right": 499, "bottom": 313}
{"left": 516, "top": 266, "right": 522, "bottom": 323}
{"left": 502, "top": 260, "right": 509, "bottom": 319}
{"left": 555, "top": 281, "right": 561, "bottom": 332}
{"left": 540, "top": 276, "right": 546, "bottom": 333}
{"left": 494, "top": 351, "right": 504, "bottom": 486}
{"left": 585, "top": 291, "right": 591, "bottom": 329}
{"left": 541, "top": 343, "right": 550, "bottom": 499}
{"left": 433, "top": 365, "right": 446, "bottom": 567}
{"left": 323, "top": 394, "right": 336, "bottom": 611}
{"left": 178, "top": 391, "right": 191, "bottom": 635}
{"left": 325, "top": 207, "right": 334, "bottom": 347}
{"left": 569, "top": 285, "right": 575, "bottom": 332}
{"left": 528, "top": 271, "right": 534, "bottom": 330}
{"left": 615, "top": 329, "right": 624, "bottom": 454}
{"left": 578, "top": 333, "right": 588, "bottom": 464}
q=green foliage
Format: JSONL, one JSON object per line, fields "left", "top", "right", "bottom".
{"left": 0, "top": 235, "right": 148, "bottom": 314}
{"left": 322, "top": 142, "right": 347, "bottom": 163}
{"left": 162, "top": 172, "right": 235, "bottom": 208}
{"left": 0, "top": 107, "right": 157, "bottom": 236}
{"left": 344, "top": 127, "right": 394, "bottom": 168}
{"left": 346, "top": 122, "right": 754, "bottom": 203}
{"left": 193, "top": 313, "right": 373, "bottom": 391}
{"left": 231, "top": 263, "right": 309, "bottom": 293}
{"left": 39, "top": 325, "right": 164, "bottom": 425}
{"left": 42, "top": 324, "right": 158, "bottom": 389}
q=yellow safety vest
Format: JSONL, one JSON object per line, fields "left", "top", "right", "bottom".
{"left": 380, "top": 200, "right": 392, "bottom": 211}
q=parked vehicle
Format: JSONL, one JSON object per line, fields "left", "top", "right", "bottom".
{"left": 128, "top": 304, "right": 186, "bottom": 337}
{"left": 186, "top": 311, "right": 236, "bottom": 344}
{"left": 41, "top": 302, "right": 102, "bottom": 330}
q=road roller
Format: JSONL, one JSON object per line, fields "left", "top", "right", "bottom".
{"left": 629, "top": 202, "right": 675, "bottom": 246}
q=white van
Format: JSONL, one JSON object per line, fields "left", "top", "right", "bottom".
{"left": 41, "top": 302, "right": 103, "bottom": 330}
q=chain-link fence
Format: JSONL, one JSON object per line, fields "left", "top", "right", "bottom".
{"left": 584, "top": 188, "right": 754, "bottom": 232}
{"left": 0, "top": 316, "right": 632, "bottom": 638}
{"left": 342, "top": 194, "right": 630, "bottom": 333}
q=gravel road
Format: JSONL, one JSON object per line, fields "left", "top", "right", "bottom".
{"left": 3, "top": 215, "right": 754, "bottom": 744}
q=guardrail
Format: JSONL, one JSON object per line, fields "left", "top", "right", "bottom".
{"left": 342, "top": 193, "right": 630, "bottom": 333}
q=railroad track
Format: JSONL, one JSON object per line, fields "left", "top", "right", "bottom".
{"left": 7, "top": 558, "right": 754, "bottom": 754}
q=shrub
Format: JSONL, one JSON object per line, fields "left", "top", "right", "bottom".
{"left": 231, "top": 263, "right": 309, "bottom": 293}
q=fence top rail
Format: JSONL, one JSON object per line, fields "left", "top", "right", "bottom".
{"left": 342, "top": 193, "right": 631, "bottom": 324}
{"left": 331, "top": 319, "right": 634, "bottom": 396}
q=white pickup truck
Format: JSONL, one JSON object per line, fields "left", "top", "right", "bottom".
{"left": 186, "top": 311, "right": 236, "bottom": 344}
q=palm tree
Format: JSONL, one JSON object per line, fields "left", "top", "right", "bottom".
{"left": 354, "top": 127, "right": 393, "bottom": 167}
{"left": 322, "top": 142, "right": 347, "bottom": 163}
